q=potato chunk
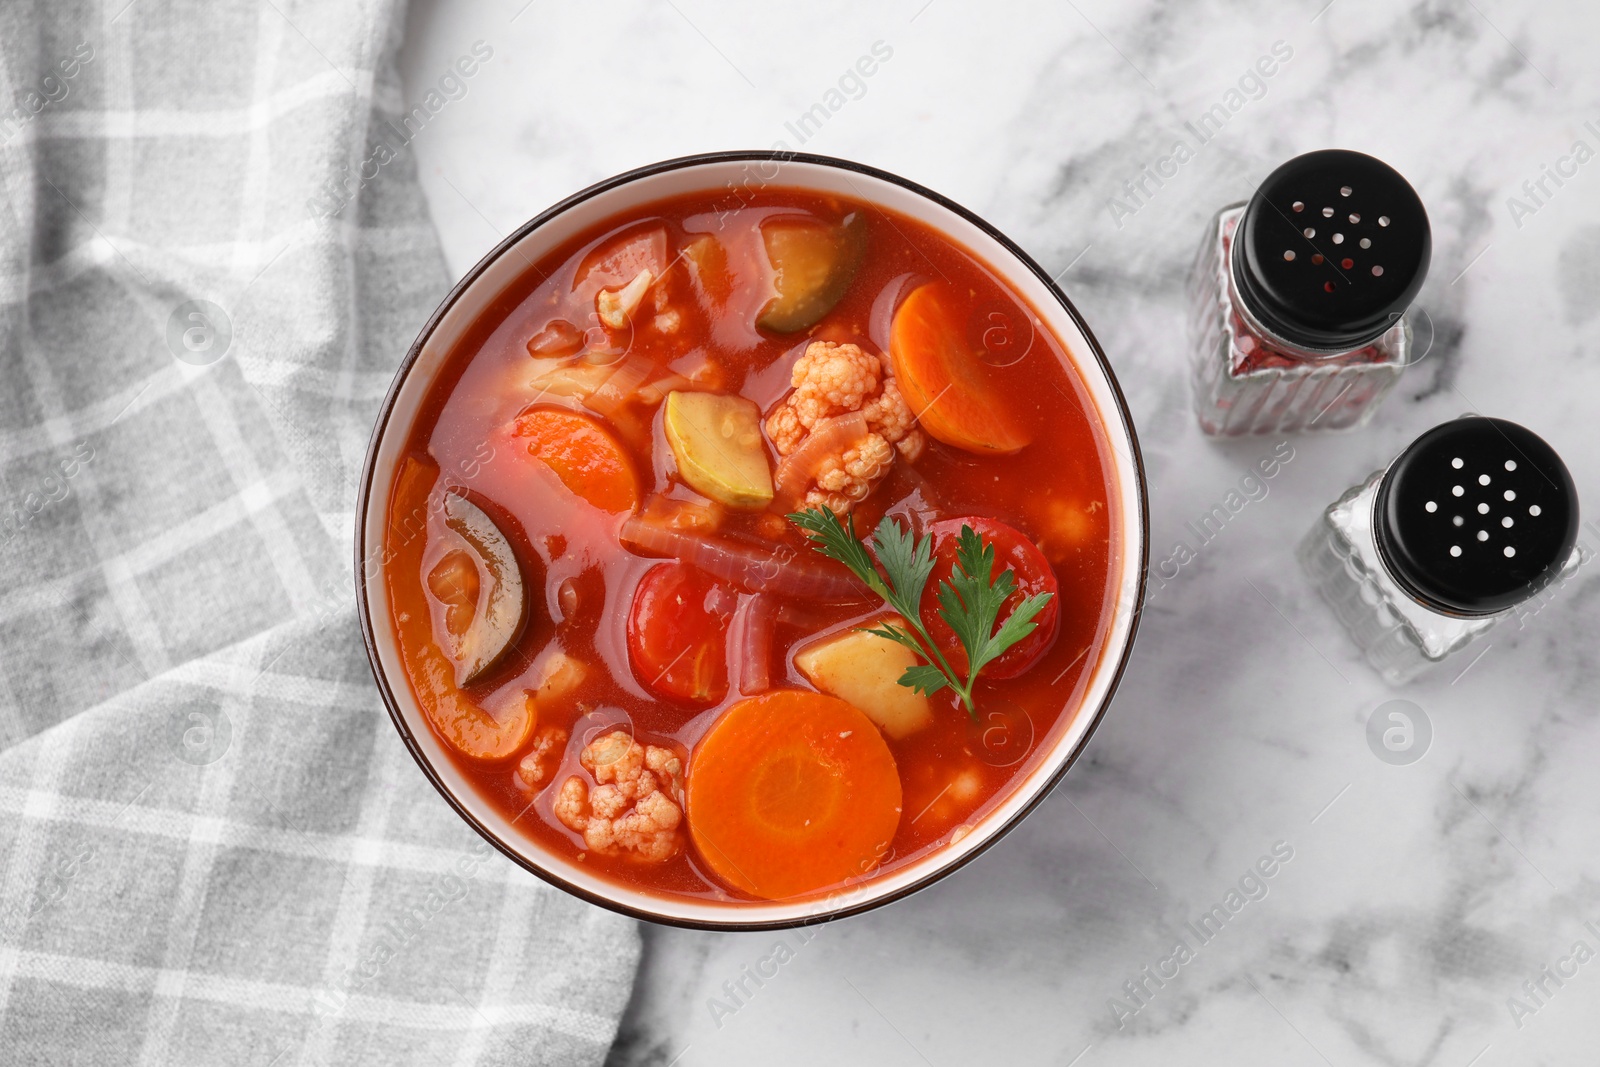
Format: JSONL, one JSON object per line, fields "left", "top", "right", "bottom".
{"left": 531, "top": 649, "right": 587, "bottom": 705}
{"left": 793, "top": 625, "right": 932, "bottom": 739}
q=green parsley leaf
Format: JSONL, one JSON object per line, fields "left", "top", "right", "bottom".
{"left": 866, "top": 514, "right": 936, "bottom": 621}
{"left": 897, "top": 663, "right": 952, "bottom": 697}
{"left": 937, "top": 524, "right": 1054, "bottom": 682}
{"left": 937, "top": 524, "right": 1010, "bottom": 673}
{"left": 787, "top": 508, "right": 1057, "bottom": 722}
{"left": 787, "top": 507, "right": 887, "bottom": 599}
{"left": 981, "top": 592, "right": 1053, "bottom": 673}
{"left": 860, "top": 620, "right": 925, "bottom": 655}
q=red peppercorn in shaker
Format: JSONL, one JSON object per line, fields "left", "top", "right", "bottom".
{"left": 1187, "top": 150, "right": 1431, "bottom": 436}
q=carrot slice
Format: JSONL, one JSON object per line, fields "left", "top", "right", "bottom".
{"left": 687, "top": 691, "right": 902, "bottom": 900}
{"left": 510, "top": 407, "right": 639, "bottom": 513}
{"left": 386, "top": 458, "right": 534, "bottom": 760}
{"left": 411, "top": 647, "right": 534, "bottom": 760}
{"left": 888, "top": 281, "right": 1032, "bottom": 455}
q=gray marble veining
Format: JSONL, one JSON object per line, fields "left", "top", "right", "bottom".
{"left": 400, "top": 0, "right": 1600, "bottom": 1062}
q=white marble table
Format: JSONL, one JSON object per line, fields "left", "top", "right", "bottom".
{"left": 399, "top": 1, "right": 1600, "bottom": 1063}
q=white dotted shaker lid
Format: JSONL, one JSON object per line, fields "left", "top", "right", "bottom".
{"left": 1374, "top": 416, "right": 1578, "bottom": 615}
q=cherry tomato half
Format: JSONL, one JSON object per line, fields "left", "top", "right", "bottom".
{"left": 918, "top": 517, "right": 1060, "bottom": 681}
{"left": 628, "top": 562, "right": 736, "bottom": 705}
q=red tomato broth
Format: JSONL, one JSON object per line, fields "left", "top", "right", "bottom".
{"left": 384, "top": 186, "right": 1122, "bottom": 905}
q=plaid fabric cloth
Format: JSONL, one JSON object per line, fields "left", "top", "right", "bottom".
{"left": 0, "top": 2, "right": 639, "bottom": 1063}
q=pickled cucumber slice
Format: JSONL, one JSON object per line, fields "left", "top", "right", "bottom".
{"left": 440, "top": 493, "right": 527, "bottom": 686}
{"left": 755, "top": 213, "right": 867, "bottom": 333}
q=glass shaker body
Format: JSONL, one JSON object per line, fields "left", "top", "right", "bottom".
{"left": 1187, "top": 149, "right": 1432, "bottom": 437}
{"left": 1188, "top": 205, "right": 1413, "bottom": 437}
{"left": 1299, "top": 472, "right": 1500, "bottom": 684}
{"left": 1300, "top": 417, "right": 1580, "bottom": 684}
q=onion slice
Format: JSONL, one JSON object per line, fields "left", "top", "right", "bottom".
{"left": 772, "top": 410, "right": 870, "bottom": 512}
{"left": 867, "top": 271, "right": 926, "bottom": 355}
{"left": 526, "top": 353, "right": 688, "bottom": 418}
{"left": 620, "top": 516, "right": 865, "bottom": 601}
{"left": 586, "top": 356, "right": 652, "bottom": 418}
{"left": 728, "top": 593, "right": 777, "bottom": 695}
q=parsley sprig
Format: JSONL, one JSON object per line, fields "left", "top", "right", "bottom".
{"left": 788, "top": 507, "right": 1054, "bottom": 720}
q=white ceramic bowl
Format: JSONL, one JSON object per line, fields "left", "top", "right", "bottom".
{"left": 355, "top": 152, "right": 1148, "bottom": 929}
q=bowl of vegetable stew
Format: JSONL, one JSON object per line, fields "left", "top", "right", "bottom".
{"left": 355, "top": 151, "right": 1147, "bottom": 928}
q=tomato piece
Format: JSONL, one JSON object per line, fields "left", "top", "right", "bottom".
{"left": 510, "top": 408, "right": 639, "bottom": 513}
{"left": 917, "top": 517, "right": 1060, "bottom": 680}
{"left": 889, "top": 281, "right": 1031, "bottom": 455}
{"left": 628, "top": 562, "right": 736, "bottom": 705}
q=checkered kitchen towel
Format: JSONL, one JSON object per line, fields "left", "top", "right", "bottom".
{"left": 0, "top": 2, "right": 639, "bottom": 1064}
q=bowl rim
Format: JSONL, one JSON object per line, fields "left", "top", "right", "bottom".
{"left": 353, "top": 149, "right": 1149, "bottom": 930}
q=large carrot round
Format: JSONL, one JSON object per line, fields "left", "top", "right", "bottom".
{"left": 511, "top": 407, "right": 639, "bottom": 513}
{"left": 687, "top": 690, "right": 902, "bottom": 900}
{"left": 889, "top": 281, "right": 1031, "bottom": 455}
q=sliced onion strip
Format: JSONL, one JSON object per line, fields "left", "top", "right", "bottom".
{"left": 620, "top": 516, "right": 864, "bottom": 601}
{"left": 728, "top": 593, "right": 777, "bottom": 695}
{"left": 585, "top": 356, "right": 652, "bottom": 418}
{"left": 772, "top": 410, "right": 870, "bottom": 511}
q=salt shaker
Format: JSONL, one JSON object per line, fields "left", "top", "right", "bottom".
{"left": 1188, "top": 149, "right": 1431, "bottom": 436}
{"left": 1299, "top": 416, "right": 1579, "bottom": 684}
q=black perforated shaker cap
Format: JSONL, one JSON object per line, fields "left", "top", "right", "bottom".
{"left": 1234, "top": 149, "right": 1431, "bottom": 351}
{"left": 1375, "top": 417, "right": 1579, "bottom": 616}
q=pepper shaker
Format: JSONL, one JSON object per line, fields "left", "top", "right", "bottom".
{"left": 1299, "top": 416, "right": 1580, "bottom": 684}
{"left": 1188, "top": 149, "right": 1431, "bottom": 436}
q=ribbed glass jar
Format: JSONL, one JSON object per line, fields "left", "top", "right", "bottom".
{"left": 1188, "top": 206, "right": 1412, "bottom": 437}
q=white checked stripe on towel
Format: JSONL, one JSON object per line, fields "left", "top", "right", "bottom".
{"left": 0, "top": 2, "right": 639, "bottom": 1063}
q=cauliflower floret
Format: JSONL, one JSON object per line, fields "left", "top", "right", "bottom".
{"left": 765, "top": 341, "right": 927, "bottom": 512}
{"left": 765, "top": 403, "right": 806, "bottom": 457}
{"left": 810, "top": 433, "right": 896, "bottom": 514}
{"left": 514, "top": 725, "right": 569, "bottom": 792}
{"left": 864, "top": 375, "right": 926, "bottom": 463}
{"left": 778, "top": 341, "right": 882, "bottom": 438}
{"left": 595, "top": 268, "right": 655, "bottom": 330}
{"left": 552, "top": 730, "right": 684, "bottom": 863}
